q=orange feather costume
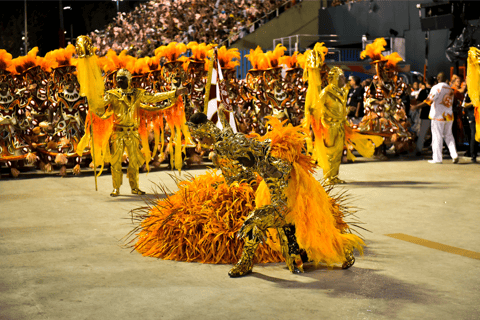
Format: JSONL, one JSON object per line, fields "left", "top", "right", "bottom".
{"left": 128, "top": 117, "right": 365, "bottom": 268}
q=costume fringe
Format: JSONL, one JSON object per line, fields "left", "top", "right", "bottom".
{"left": 162, "top": 96, "right": 192, "bottom": 170}
{"left": 76, "top": 111, "right": 113, "bottom": 175}
{"left": 345, "top": 125, "right": 384, "bottom": 161}
{"left": 126, "top": 170, "right": 284, "bottom": 264}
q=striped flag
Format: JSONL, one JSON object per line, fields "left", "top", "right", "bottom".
{"left": 205, "top": 54, "right": 237, "bottom": 132}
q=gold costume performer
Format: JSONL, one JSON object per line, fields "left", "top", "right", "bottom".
{"left": 127, "top": 107, "right": 366, "bottom": 278}
{"left": 303, "top": 43, "right": 383, "bottom": 185}
{"left": 101, "top": 69, "right": 182, "bottom": 196}
{"left": 74, "top": 36, "right": 186, "bottom": 196}
{"left": 467, "top": 47, "right": 480, "bottom": 142}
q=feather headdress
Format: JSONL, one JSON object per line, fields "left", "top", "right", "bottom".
{"left": 385, "top": 52, "right": 403, "bottom": 69}
{"left": 217, "top": 46, "right": 240, "bottom": 69}
{"left": 187, "top": 42, "right": 214, "bottom": 61}
{"left": 98, "top": 49, "right": 136, "bottom": 74}
{"left": 279, "top": 52, "right": 297, "bottom": 69}
{"left": 132, "top": 56, "right": 150, "bottom": 76}
{"left": 45, "top": 44, "right": 76, "bottom": 67}
{"left": 155, "top": 42, "right": 187, "bottom": 62}
{"left": 265, "top": 44, "right": 287, "bottom": 68}
{"left": 245, "top": 46, "right": 270, "bottom": 70}
{"left": 0, "top": 49, "right": 16, "bottom": 74}
{"left": 360, "top": 37, "right": 387, "bottom": 62}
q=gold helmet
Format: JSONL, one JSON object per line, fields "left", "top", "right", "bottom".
{"left": 327, "top": 66, "right": 344, "bottom": 87}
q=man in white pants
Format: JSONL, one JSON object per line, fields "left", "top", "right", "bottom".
{"left": 423, "top": 72, "right": 458, "bottom": 164}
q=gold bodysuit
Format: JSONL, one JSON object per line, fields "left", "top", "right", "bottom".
{"left": 317, "top": 76, "right": 348, "bottom": 184}
{"left": 99, "top": 88, "right": 176, "bottom": 192}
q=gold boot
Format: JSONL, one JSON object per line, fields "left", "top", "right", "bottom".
{"left": 228, "top": 235, "right": 260, "bottom": 278}
{"left": 342, "top": 247, "right": 355, "bottom": 269}
{"left": 131, "top": 188, "right": 146, "bottom": 195}
{"left": 278, "top": 226, "right": 304, "bottom": 274}
{"left": 110, "top": 189, "right": 120, "bottom": 197}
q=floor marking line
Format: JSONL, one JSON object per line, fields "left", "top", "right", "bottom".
{"left": 385, "top": 233, "right": 480, "bottom": 260}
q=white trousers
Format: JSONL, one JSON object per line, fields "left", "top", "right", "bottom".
{"left": 431, "top": 120, "right": 458, "bottom": 162}
{"left": 415, "top": 119, "right": 431, "bottom": 153}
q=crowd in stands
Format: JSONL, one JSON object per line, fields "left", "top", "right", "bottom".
{"left": 92, "top": 0, "right": 297, "bottom": 57}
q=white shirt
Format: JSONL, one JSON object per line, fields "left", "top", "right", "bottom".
{"left": 427, "top": 82, "right": 454, "bottom": 121}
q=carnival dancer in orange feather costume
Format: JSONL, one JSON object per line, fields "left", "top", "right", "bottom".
{"left": 128, "top": 106, "right": 365, "bottom": 277}
{"left": 358, "top": 38, "right": 414, "bottom": 156}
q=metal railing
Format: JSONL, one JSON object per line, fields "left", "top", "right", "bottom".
{"left": 273, "top": 34, "right": 341, "bottom": 55}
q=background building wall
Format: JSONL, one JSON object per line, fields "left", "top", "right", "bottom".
{"left": 233, "top": 0, "right": 480, "bottom": 78}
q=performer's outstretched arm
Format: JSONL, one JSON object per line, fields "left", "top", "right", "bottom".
{"left": 139, "top": 87, "right": 188, "bottom": 111}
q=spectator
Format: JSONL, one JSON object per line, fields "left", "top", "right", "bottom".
{"left": 411, "top": 77, "right": 434, "bottom": 156}
{"left": 413, "top": 72, "right": 458, "bottom": 164}
{"left": 462, "top": 91, "right": 478, "bottom": 162}
{"left": 347, "top": 75, "right": 364, "bottom": 120}
{"left": 91, "top": 0, "right": 289, "bottom": 57}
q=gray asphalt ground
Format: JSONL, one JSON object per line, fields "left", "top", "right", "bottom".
{"left": 1, "top": 151, "right": 479, "bottom": 320}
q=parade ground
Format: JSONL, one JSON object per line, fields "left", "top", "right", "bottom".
{"left": 1, "top": 153, "right": 479, "bottom": 320}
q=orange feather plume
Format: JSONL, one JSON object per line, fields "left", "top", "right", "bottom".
{"left": 0, "top": 49, "right": 16, "bottom": 74}
{"left": 12, "top": 47, "right": 40, "bottom": 74}
{"left": 360, "top": 37, "right": 387, "bottom": 61}
{"left": 45, "top": 44, "right": 76, "bottom": 67}
{"left": 155, "top": 42, "right": 187, "bottom": 62}
{"left": 265, "top": 44, "right": 287, "bottom": 68}
{"left": 99, "top": 49, "right": 136, "bottom": 74}
{"left": 132, "top": 57, "right": 150, "bottom": 75}
{"left": 217, "top": 46, "right": 240, "bottom": 69}
{"left": 296, "top": 52, "right": 307, "bottom": 69}
{"left": 279, "top": 52, "right": 299, "bottom": 69}
{"left": 146, "top": 55, "right": 161, "bottom": 71}
{"left": 245, "top": 46, "right": 269, "bottom": 70}
{"left": 385, "top": 52, "right": 403, "bottom": 69}
{"left": 187, "top": 42, "right": 214, "bottom": 61}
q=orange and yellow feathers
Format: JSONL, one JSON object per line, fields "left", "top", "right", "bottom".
{"left": 361, "top": 37, "right": 403, "bottom": 68}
